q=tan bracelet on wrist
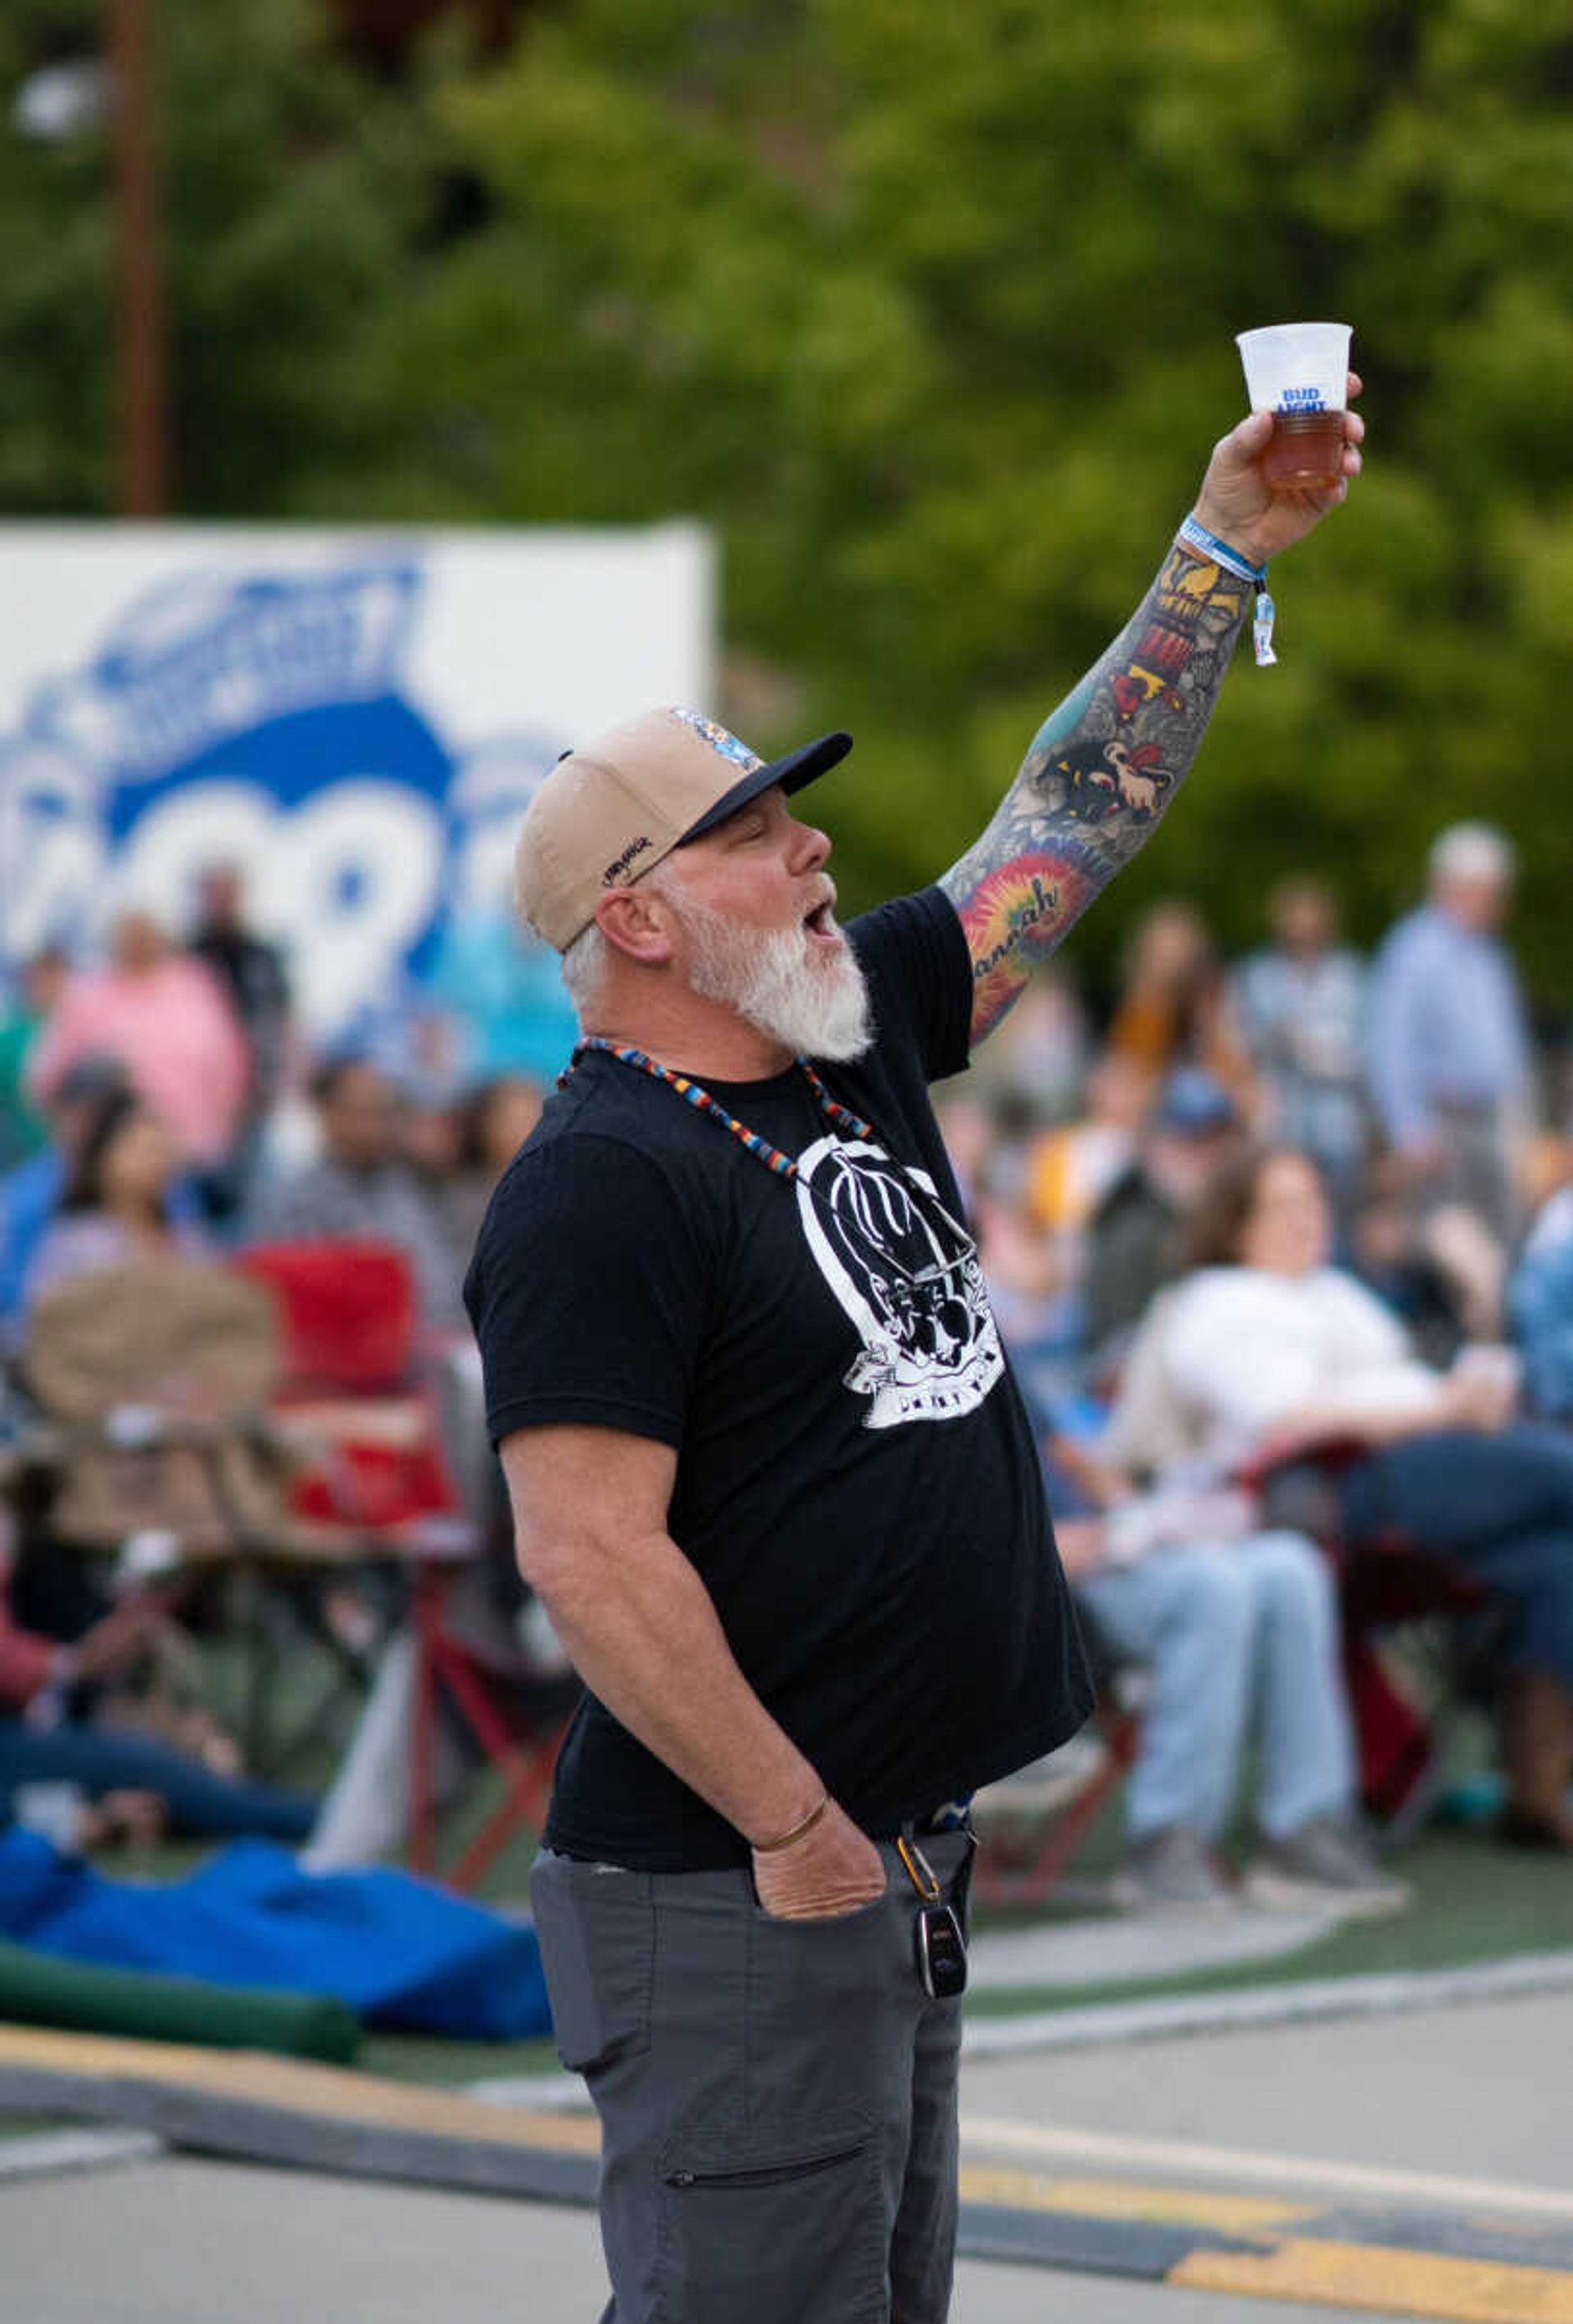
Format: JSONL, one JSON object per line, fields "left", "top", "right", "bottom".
{"left": 750, "top": 1793, "right": 830, "bottom": 1855}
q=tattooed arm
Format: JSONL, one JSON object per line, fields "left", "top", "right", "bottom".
{"left": 940, "top": 392, "right": 1364, "bottom": 1047}
{"left": 941, "top": 541, "right": 1249, "bottom": 1044}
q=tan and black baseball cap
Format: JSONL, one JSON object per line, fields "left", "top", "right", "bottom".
{"left": 515, "top": 706, "right": 853, "bottom": 952}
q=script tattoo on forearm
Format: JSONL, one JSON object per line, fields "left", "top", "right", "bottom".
{"left": 939, "top": 543, "right": 1250, "bottom": 1045}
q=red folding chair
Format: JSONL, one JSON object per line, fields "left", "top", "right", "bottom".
{"left": 233, "top": 1240, "right": 452, "bottom": 1535}
{"left": 1240, "top": 1439, "right": 1496, "bottom": 1838}
{"left": 406, "top": 1583, "right": 578, "bottom": 1891}
{"left": 235, "top": 1239, "right": 573, "bottom": 1887}
{"left": 1338, "top": 1538, "right": 1494, "bottom": 1836}
{"left": 969, "top": 1690, "right": 1142, "bottom": 1911}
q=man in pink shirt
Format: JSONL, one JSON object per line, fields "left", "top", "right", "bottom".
{"left": 28, "top": 909, "right": 251, "bottom": 1173}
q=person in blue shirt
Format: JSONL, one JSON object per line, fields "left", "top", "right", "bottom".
{"left": 1366, "top": 823, "right": 1534, "bottom": 1244}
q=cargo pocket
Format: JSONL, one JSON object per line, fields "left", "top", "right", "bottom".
{"left": 529, "top": 1849, "right": 654, "bottom": 2077}
{"left": 655, "top": 2122, "right": 884, "bottom": 2324}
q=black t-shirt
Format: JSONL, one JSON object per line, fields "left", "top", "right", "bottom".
{"left": 464, "top": 886, "right": 1092, "bottom": 1869}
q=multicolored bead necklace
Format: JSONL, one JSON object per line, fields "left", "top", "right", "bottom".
{"left": 567, "top": 1036, "right": 874, "bottom": 1182}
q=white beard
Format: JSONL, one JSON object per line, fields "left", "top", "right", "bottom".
{"left": 671, "top": 890, "right": 873, "bottom": 1062}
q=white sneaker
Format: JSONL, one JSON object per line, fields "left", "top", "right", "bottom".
{"left": 1244, "top": 1818, "right": 1412, "bottom": 1917}
{"left": 1114, "top": 1826, "right": 1237, "bottom": 1916}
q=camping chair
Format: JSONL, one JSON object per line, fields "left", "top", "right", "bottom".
{"left": 11, "top": 1254, "right": 373, "bottom": 1774}
{"left": 1337, "top": 1529, "right": 1498, "bottom": 1837}
{"left": 407, "top": 1573, "right": 579, "bottom": 1890}
{"left": 1244, "top": 1444, "right": 1498, "bottom": 1840}
{"left": 233, "top": 1239, "right": 460, "bottom": 1543}
{"left": 235, "top": 1240, "right": 573, "bottom": 1887}
{"left": 970, "top": 1601, "right": 1142, "bottom": 1911}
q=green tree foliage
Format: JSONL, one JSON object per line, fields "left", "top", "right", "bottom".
{"left": 0, "top": 0, "right": 431, "bottom": 515}
{"left": 4, "top": 2, "right": 1571, "bottom": 997}
{"left": 405, "top": 0, "right": 1573, "bottom": 995}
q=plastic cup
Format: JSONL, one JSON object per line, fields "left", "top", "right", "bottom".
{"left": 1235, "top": 322, "right": 1352, "bottom": 489}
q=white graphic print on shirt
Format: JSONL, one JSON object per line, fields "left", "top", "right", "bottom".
{"left": 794, "top": 1135, "right": 1004, "bottom": 1429}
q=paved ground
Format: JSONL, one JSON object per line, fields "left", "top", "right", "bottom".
{"left": 2, "top": 2156, "right": 1425, "bottom": 2324}
{"left": 7, "top": 1990, "right": 1572, "bottom": 2322}
{"left": 961, "top": 1986, "right": 1573, "bottom": 2191}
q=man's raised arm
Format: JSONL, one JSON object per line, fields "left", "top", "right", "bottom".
{"left": 939, "top": 392, "right": 1363, "bottom": 1048}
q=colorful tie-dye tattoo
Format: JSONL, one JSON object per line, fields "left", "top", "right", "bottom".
{"left": 939, "top": 540, "right": 1249, "bottom": 1046}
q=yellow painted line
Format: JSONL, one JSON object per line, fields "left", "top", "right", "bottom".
{"left": 958, "top": 2168, "right": 1314, "bottom": 2236}
{"left": 961, "top": 2115, "right": 1573, "bottom": 2226}
{"left": 0, "top": 2025, "right": 600, "bottom": 2156}
{"left": 1176, "top": 2239, "right": 1573, "bottom": 2324}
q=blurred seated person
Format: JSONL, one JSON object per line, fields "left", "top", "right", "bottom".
{"left": 27, "top": 908, "right": 250, "bottom": 1205}
{"left": 2, "top": 1058, "right": 145, "bottom": 1350}
{"left": 1233, "top": 876, "right": 1369, "bottom": 1224}
{"left": 1044, "top": 1433, "right": 1406, "bottom": 1916}
{"left": 0, "top": 1525, "right": 313, "bottom": 1846}
{"left": 1105, "top": 900, "right": 1255, "bottom": 1110}
{"left": 23, "top": 1090, "right": 210, "bottom": 1311}
{"left": 1141, "top": 1144, "right": 1573, "bottom": 1852}
{"left": 1083, "top": 1064, "right": 1240, "bottom": 1358}
{"left": 246, "top": 1053, "right": 465, "bottom": 1332}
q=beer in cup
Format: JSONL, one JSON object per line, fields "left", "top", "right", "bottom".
{"left": 1236, "top": 322, "right": 1353, "bottom": 490}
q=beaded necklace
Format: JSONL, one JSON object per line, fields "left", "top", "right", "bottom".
{"left": 569, "top": 1035, "right": 874, "bottom": 1180}
{"left": 567, "top": 1036, "right": 981, "bottom": 1296}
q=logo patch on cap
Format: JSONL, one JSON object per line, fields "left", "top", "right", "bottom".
{"left": 669, "top": 706, "right": 763, "bottom": 774}
{"left": 602, "top": 834, "right": 653, "bottom": 886}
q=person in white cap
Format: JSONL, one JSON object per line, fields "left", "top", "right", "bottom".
{"left": 1367, "top": 820, "right": 1535, "bottom": 1244}
{"left": 464, "top": 387, "right": 1362, "bottom": 2324}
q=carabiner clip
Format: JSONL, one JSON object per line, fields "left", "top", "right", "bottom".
{"left": 895, "top": 1833, "right": 941, "bottom": 1902}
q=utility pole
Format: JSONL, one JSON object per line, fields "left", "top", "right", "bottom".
{"left": 107, "top": 0, "right": 169, "bottom": 514}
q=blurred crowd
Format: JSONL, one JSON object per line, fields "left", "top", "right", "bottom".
{"left": 950, "top": 821, "right": 1560, "bottom": 1406}
{"left": 5, "top": 819, "right": 1573, "bottom": 1905}
{"left": 948, "top": 819, "right": 1573, "bottom": 1904}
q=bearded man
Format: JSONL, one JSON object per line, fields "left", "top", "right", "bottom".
{"left": 464, "top": 390, "right": 1363, "bottom": 2323}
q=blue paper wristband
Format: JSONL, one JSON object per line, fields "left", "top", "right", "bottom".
{"left": 1176, "top": 513, "right": 1268, "bottom": 585}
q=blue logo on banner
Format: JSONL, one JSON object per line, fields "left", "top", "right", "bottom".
{"left": 0, "top": 556, "right": 566, "bottom": 1039}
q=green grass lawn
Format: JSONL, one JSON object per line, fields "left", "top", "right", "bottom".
{"left": 968, "top": 1827, "right": 1573, "bottom": 2019}
{"left": 0, "top": 2112, "right": 74, "bottom": 2141}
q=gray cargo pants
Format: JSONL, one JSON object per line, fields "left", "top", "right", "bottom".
{"left": 530, "top": 1827, "right": 972, "bottom": 2323}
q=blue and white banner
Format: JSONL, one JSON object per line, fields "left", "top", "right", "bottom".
{"left": 0, "top": 522, "right": 713, "bottom": 1035}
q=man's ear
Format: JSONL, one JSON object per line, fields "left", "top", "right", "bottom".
{"left": 596, "top": 882, "right": 678, "bottom": 967}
